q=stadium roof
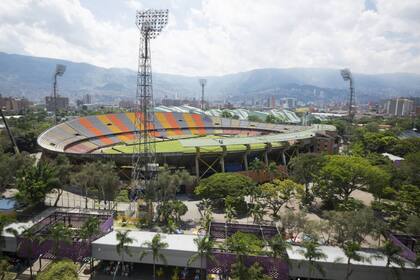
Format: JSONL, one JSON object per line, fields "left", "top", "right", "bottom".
{"left": 180, "top": 124, "right": 335, "bottom": 147}
{"left": 154, "top": 106, "right": 301, "bottom": 124}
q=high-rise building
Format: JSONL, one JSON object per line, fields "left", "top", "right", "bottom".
{"left": 82, "top": 94, "right": 92, "bottom": 105}
{"left": 45, "top": 96, "right": 69, "bottom": 112}
{"left": 384, "top": 98, "right": 414, "bottom": 117}
{"left": 281, "top": 97, "right": 297, "bottom": 109}
{"left": 0, "top": 94, "right": 32, "bottom": 113}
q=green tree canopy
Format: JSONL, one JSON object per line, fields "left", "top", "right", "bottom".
{"left": 194, "top": 173, "right": 254, "bottom": 201}
{"left": 36, "top": 260, "right": 78, "bottom": 280}
{"left": 71, "top": 161, "right": 120, "bottom": 208}
{"left": 0, "top": 150, "right": 34, "bottom": 191}
{"left": 15, "top": 161, "right": 59, "bottom": 206}
{"left": 314, "top": 155, "right": 390, "bottom": 207}
{"left": 259, "top": 179, "right": 303, "bottom": 219}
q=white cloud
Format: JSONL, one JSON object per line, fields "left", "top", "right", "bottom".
{"left": 0, "top": 0, "right": 419, "bottom": 75}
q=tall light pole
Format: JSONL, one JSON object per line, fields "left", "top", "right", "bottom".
{"left": 132, "top": 9, "right": 168, "bottom": 195}
{"left": 340, "top": 68, "right": 355, "bottom": 123}
{"left": 53, "top": 64, "right": 66, "bottom": 124}
{"left": 198, "top": 79, "right": 207, "bottom": 110}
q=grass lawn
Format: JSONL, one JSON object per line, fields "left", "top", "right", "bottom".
{"left": 100, "top": 135, "right": 283, "bottom": 154}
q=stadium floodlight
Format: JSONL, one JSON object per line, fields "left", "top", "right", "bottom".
{"left": 53, "top": 64, "right": 66, "bottom": 124}
{"left": 55, "top": 64, "right": 66, "bottom": 76}
{"left": 136, "top": 9, "right": 169, "bottom": 38}
{"left": 132, "top": 9, "right": 169, "bottom": 195}
{"left": 340, "top": 68, "right": 355, "bottom": 123}
{"left": 199, "top": 79, "right": 207, "bottom": 110}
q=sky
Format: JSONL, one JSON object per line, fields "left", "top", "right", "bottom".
{"left": 0, "top": 0, "right": 419, "bottom": 76}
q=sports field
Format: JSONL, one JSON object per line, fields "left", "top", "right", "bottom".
{"left": 100, "top": 135, "right": 283, "bottom": 154}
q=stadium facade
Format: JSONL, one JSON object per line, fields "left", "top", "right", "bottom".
{"left": 38, "top": 112, "right": 337, "bottom": 176}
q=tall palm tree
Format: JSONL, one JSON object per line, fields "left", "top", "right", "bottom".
{"left": 48, "top": 222, "right": 72, "bottom": 258}
{"left": 140, "top": 233, "right": 169, "bottom": 280}
{"left": 6, "top": 227, "right": 43, "bottom": 279}
{"left": 188, "top": 236, "right": 216, "bottom": 280}
{"left": 115, "top": 230, "right": 134, "bottom": 280}
{"left": 298, "top": 239, "right": 327, "bottom": 280}
{"left": 376, "top": 241, "right": 405, "bottom": 280}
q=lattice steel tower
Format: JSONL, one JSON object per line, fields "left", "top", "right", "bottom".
{"left": 132, "top": 9, "right": 168, "bottom": 191}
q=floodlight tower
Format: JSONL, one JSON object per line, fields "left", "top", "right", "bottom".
{"left": 53, "top": 64, "right": 66, "bottom": 124}
{"left": 132, "top": 9, "right": 168, "bottom": 192}
{"left": 340, "top": 68, "right": 355, "bottom": 123}
{"left": 199, "top": 79, "right": 207, "bottom": 110}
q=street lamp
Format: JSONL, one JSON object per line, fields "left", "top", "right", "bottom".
{"left": 340, "top": 68, "right": 355, "bottom": 123}
{"left": 53, "top": 64, "right": 66, "bottom": 124}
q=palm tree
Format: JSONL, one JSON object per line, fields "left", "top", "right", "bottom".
{"left": 140, "top": 233, "right": 169, "bottom": 280}
{"left": 79, "top": 217, "right": 101, "bottom": 272}
{"left": 266, "top": 161, "right": 280, "bottom": 181}
{"left": 298, "top": 239, "right": 327, "bottom": 280}
{"left": 48, "top": 222, "right": 72, "bottom": 258}
{"left": 267, "top": 234, "right": 291, "bottom": 266}
{"left": 6, "top": 227, "right": 43, "bottom": 279}
{"left": 250, "top": 158, "right": 265, "bottom": 182}
{"left": 188, "top": 236, "right": 216, "bottom": 280}
{"left": 377, "top": 241, "right": 405, "bottom": 280}
{"left": 115, "top": 230, "right": 135, "bottom": 280}
{"left": 341, "top": 241, "right": 368, "bottom": 280}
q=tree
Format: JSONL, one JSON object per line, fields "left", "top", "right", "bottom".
{"left": 298, "top": 239, "right": 327, "bottom": 280}
{"left": 341, "top": 241, "right": 368, "bottom": 280}
{"left": 7, "top": 227, "right": 43, "bottom": 279}
{"left": 195, "top": 173, "right": 253, "bottom": 207}
{"left": 0, "top": 259, "right": 12, "bottom": 280}
{"left": 71, "top": 161, "right": 120, "bottom": 209}
{"left": 36, "top": 259, "right": 78, "bottom": 280}
{"left": 48, "top": 155, "right": 72, "bottom": 207}
{"left": 15, "top": 162, "right": 59, "bottom": 206}
{"left": 376, "top": 241, "right": 405, "bottom": 280}
{"left": 0, "top": 150, "right": 34, "bottom": 191}
{"left": 267, "top": 235, "right": 291, "bottom": 268}
{"left": 221, "top": 111, "right": 233, "bottom": 118}
{"left": 324, "top": 208, "right": 377, "bottom": 246}
{"left": 265, "top": 114, "right": 278, "bottom": 124}
{"left": 231, "top": 261, "right": 271, "bottom": 280}
{"left": 116, "top": 230, "right": 134, "bottom": 279}
{"left": 248, "top": 201, "right": 266, "bottom": 225}
{"left": 224, "top": 197, "right": 236, "bottom": 224}
{"left": 289, "top": 153, "right": 326, "bottom": 206}
{"left": 248, "top": 115, "right": 262, "bottom": 122}
{"left": 140, "top": 233, "right": 169, "bottom": 280}
{"left": 79, "top": 217, "right": 101, "bottom": 271}
{"left": 314, "top": 155, "right": 389, "bottom": 208}
{"left": 188, "top": 236, "right": 216, "bottom": 279}
{"left": 259, "top": 179, "right": 303, "bottom": 219}
{"left": 226, "top": 231, "right": 264, "bottom": 280}
{"left": 48, "top": 222, "right": 72, "bottom": 258}
{"left": 280, "top": 209, "right": 307, "bottom": 242}
{"left": 157, "top": 200, "right": 188, "bottom": 230}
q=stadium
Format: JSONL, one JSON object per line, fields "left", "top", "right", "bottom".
{"left": 37, "top": 112, "right": 337, "bottom": 177}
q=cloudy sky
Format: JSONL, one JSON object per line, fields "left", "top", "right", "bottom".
{"left": 1, "top": 0, "right": 419, "bottom": 76}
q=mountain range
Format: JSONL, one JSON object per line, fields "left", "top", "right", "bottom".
{"left": 1, "top": 52, "right": 420, "bottom": 105}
